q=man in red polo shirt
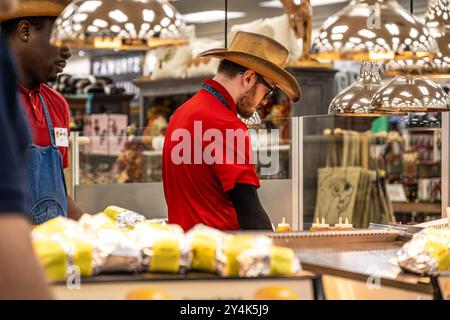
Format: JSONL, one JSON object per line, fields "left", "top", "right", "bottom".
{"left": 163, "top": 32, "right": 301, "bottom": 231}
{"left": 1, "top": 0, "right": 84, "bottom": 224}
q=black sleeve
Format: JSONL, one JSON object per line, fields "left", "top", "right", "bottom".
{"left": 228, "top": 184, "right": 273, "bottom": 231}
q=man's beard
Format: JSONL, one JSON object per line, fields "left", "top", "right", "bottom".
{"left": 236, "top": 82, "right": 257, "bottom": 119}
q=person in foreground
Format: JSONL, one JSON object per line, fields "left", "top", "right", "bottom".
{"left": 0, "top": 0, "right": 52, "bottom": 299}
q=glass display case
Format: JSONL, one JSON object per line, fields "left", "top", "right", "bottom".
{"left": 70, "top": 113, "right": 449, "bottom": 231}
{"left": 71, "top": 117, "right": 295, "bottom": 226}
{"left": 299, "top": 113, "right": 450, "bottom": 230}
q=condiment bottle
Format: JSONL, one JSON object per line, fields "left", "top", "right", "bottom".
{"left": 276, "top": 218, "right": 291, "bottom": 232}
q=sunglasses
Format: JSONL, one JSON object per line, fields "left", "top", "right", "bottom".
{"left": 239, "top": 70, "right": 277, "bottom": 101}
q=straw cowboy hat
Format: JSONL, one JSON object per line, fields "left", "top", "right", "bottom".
{"left": 0, "top": 0, "right": 71, "bottom": 22}
{"left": 199, "top": 31, "right": 301, "bottom": 102}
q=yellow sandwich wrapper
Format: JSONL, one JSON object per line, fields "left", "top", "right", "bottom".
{"left": 134, "top": 222, "right": 191, "bottom": 273}
{"left": 216, "top": 235, "right": 273, "bottom": 277}
{"left": 103, "top": 206, "right": 146, "bottom": 230}
{"left": 237, "top": 245, "right": 301, "bottom": 277}
{"left": 33, "top": 236, "right": 94, "bottom": 281}
{"left": 186, "top": 225, "right": 226, "bottom": 273}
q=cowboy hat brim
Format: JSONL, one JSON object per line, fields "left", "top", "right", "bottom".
{"left": 199, "top": 48, "right": 301, "bottom": 102}
{"left": 0, "top": 0, "right": 70, "bottom": 22}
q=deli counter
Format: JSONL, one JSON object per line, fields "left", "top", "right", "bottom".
{"left": 44, "top": 114, "right": 450, "bottom": 300}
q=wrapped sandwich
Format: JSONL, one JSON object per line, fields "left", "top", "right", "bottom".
{"left": 398, "top": 228, "right": 450, "bottom": 275}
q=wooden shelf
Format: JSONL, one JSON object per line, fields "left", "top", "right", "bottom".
{"left": 406, "top": 127, "right": 441, "bottom": 132}
{"left": 64, "top": 93, "right": 134, "bottom": 114}
{"left": 392, "top": 202, "right": 441, "bottom": 214}
{"left": 133, "top": 76, "right": 209, "bottom": 97}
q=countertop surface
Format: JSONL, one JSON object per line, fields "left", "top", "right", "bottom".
{"left": 295, "top": 243, "right": 433, "bottom": 293}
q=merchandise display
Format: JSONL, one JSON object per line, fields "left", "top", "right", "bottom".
{"left": 313, "top": 129, "right": 395, "bottom": 228}
{"left": 53, "top": 74, "right": 124, "bottom": 95}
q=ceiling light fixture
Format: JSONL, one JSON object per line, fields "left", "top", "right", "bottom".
{"left": 370, "top": 75, "right": 450, "bottom": 112}
{"left": 310, "top": 0, "right": 439, "bottom": 61}
{"left": 329, "top": 62, "right": 398, "bottom": 116}
{"left": 384, "top": 0, "right": 450, "bottom": 77}
{"left": 50, "top": 0, "right": 189, "bottom": 50}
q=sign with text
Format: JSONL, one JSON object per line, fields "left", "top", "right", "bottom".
{"left": 91, "top": 52, "right": 144, "bottom": 98}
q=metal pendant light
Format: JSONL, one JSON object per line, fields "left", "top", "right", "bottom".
{"left": 311, "top": 0, "right": 438, "bottom": 61}
{"left": 329, "top": 62, "right": 386, "bottom": 115}
{"left": 50, "top": 0, "right": 189, "bottom": 50}
{"left": 384, "top": 0, "right": 450, "bottom": 76}
{"left": 370, "top": 75, "right": 450, "bottom": 112}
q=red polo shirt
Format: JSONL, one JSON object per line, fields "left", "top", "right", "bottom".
{"left": 18, "top": 83, "right": 70, "bottom": 168}
{"left": 162, "top": 79, "right": 260, "bottom": 231}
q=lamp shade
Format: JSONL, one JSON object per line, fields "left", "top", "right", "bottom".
{"left": 384, "top": 0, "right": 450, "bottom": 76}
{"left": 426, "top": 0, "right": 450, "bottom": 29}
{"left": 50, "top": 0, "right": 189, "bottom": 50}
{"left": 370, "top": 75, "right": 450, "bottom": 112}
{"left": 311, "top": 0, "right": 438, "bottom": 61}
{"left": 329, "top": 62, "right": 385, "bottom": 115}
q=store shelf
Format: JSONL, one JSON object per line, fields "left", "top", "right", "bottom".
{"left": 64, "top": 93, "right": 134, "bottom": 114}
{"left": 141, "top": 145, "right": 291, "bottom": 157}
{"left": 254, "top": 144, "right": 290, "bottom": 152}
{"left": 392, "top": 202, "right": 441, "bottom": 214}
{"left": 406, "top": 127, "right": 441, "bottom": 132}
{"left": 417, "top": 160, "right": 441, "bottom": 165}
{"left": 143, "top": 150, "right": 163, "bottom": 156}
{"left": 133, "top": 76, "right": 209, "bottom": 97}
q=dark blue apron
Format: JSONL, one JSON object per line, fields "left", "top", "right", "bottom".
{"left": 25, "top": 93, "right": 68, "bottom": 225}
{"left": 201, "top": 83, "right": 230, "bottom": 109}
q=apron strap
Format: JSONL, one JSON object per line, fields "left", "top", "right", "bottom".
{"left": 200, "top": 83, "right": 230, "bottom": 110}
{"left": 38, "top": 93, "right": 57, "bottom": 147}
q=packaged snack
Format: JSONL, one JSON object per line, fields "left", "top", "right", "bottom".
{"left": 33, "top": 235, "right": 94, "bottom": 281}
{"left": 398, "top": 228, "right": 450, "bottom": 275}
{"left": 186, "top": 224, "right": 227, "bottom": 273}
{"left": 216, "top": 235, "right": 272, "bottom": 277}
{"left": 237, "top": 245, "right": 301, "bottom": 277}
{"left": 79, "top": 213, "right": 119, "bottom": 233}
{"left": 91, "top": 228, "right": 142, "bottom": 273}
{"left": 103, "top": 206, "right": 146, "bottom": 230}
{"left": 134, "top": 223, "right": 191, "bottom": 273}
{"left": 33, "top": 216, "right": 141, "bottom": 277}
{"left": 33, "top": 216, "right": 79, "bottom": 237}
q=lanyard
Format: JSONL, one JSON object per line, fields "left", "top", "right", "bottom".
{"left": 200, "top": 83, "right": 230, "bottom": 110}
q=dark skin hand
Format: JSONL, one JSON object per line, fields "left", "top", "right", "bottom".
{"left": 67, "top": 194, "right": 84, "bottom": 221}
